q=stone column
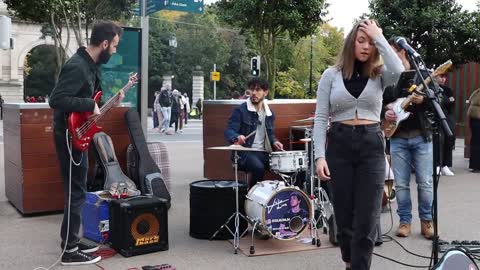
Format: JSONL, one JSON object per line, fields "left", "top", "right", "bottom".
{"left": 191, "top": 66, "right": 204, "bottom": 108}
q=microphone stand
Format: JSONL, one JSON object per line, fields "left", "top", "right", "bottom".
{"left": 408, "top": 54, "right": 453, "bottom": 266}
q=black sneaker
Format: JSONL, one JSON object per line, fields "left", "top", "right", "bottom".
{"left": 78, "top": 241, "right": 99, "bottom": 253}
{"left": 61, "top": 250, "right": 101, "bottom": 266}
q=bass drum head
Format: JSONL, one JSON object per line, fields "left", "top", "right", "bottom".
{"left": 263, "top": 187, "right": 311, "bottom": 240}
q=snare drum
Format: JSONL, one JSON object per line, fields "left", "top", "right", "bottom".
{"left": 245, "top": 180, "right": 311, "bottom": 240}
{"left": 270, "top": 151, "right": 307, "bottom": 173}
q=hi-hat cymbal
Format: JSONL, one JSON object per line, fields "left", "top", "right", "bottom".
{"left": 293, "top": 117, "right": 314, "bottom": 123}
{"left": 208, "top": 144, "right": 265, "bottom": 152}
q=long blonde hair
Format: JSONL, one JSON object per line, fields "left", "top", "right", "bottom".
{"left": 335, "top": 19, "right": 382, "bottom": 80}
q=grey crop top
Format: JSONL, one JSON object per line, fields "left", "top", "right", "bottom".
{"left": 313, "top": 34, "right": 404, "bottom": 159}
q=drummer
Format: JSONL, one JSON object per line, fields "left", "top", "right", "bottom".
{"left": 224, "top": 78, "right": 284, "bottom": 189}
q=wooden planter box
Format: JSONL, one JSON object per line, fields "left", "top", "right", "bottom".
{"left": 3, "top": 103, "right": 131, "bottom": 214}
{"left": 202, "top": 99, "right": 316, "bottom": 180}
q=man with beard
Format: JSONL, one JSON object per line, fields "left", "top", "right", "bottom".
{"left": 224, "top": 78, "right": 284, "bottom": 189}
{"left": 278, "top": 192, "right": 309, "bottom": 238}
{"left": 49, "top": 21, "right": 123, "bottom": 266}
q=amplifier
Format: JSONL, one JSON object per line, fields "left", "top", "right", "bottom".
{"left": 109, "top": 196, "right": 168, "bottom": 257}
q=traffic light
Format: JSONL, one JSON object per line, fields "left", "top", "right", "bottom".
{"left": 250, "top": 56, "right": 260, "bottom": 76}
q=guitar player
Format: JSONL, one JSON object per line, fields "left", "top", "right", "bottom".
{"left": 382, "top": 36, "right": 434, "bottom": 240}
{"left": 49, "top": 21, "right": 124, "bottom": 266}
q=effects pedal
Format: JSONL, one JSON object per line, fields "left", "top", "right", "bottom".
{"left": 439, "top": 240, "right": 480, "bottom": 253}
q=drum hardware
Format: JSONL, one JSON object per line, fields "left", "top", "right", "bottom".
{"left": 245, "top": 180, "right": 312, "bottom": 254}
{"left": 207, "top": 145, "right": 263, "bottom": 254}
{"left": 300, "top": 137, "right": 335, "bottom": 247}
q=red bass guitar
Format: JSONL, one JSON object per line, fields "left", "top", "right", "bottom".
{"left": 68, "top": 73, "right": 138, "bottom": 151}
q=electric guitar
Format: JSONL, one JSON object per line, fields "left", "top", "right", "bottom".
{"left": 68, "top": 73, "right": 138, "bottom": 151}
{"left": 381, "top": 60, "right": 452, "bottom": 138}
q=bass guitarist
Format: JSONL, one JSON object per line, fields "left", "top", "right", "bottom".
{"left": 49, "top": 21, "right": 124, "bottom": 266}
{"left": 382, "top": 36, "right": 434, "bottom": 240}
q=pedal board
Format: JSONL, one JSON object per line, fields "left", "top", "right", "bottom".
{"left": 439, "top": 240, "right": 480, "bottom": 253}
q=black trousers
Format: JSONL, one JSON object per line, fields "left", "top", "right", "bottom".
{"left": 470, "top": 118, "right": 480, "bottom": 170}
{"left": 54, "top": 129, "right": 88, "bottom": 250}
{"left": 326, "top": 123, "right": 385, "bottom": 270}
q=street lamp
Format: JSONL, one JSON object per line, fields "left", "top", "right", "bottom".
{"left": 309, "top": 34, "right": 315, "bottom": 98}
{"left": 169, "top": 35, "right": 177, "bottom": 81}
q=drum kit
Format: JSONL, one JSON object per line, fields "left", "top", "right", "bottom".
{"left": 207, "top": 117, "right": 334, "bottom": 255}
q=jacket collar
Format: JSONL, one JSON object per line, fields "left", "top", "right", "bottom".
{"left": 246, "top": 97, "right": 272, "bottom": 116}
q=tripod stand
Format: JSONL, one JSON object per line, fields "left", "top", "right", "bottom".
{"left": 408, "top": 56, "right": 453, "bottom": 265}
{"left": 302, "top": 138, "right": 333, "bottom": 247}
{"left": 208, "top": 147, "right": 251, "bottom": 254}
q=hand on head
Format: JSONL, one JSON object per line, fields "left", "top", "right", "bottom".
{"left": 358, "top": 20, "right": 382, "bottom": 39}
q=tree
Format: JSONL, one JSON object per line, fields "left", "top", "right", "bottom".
{"left": 24, "top": 45, "right": 57, "bottom": 98}
{"left": 368, "top": 0, "right": 480, "bottom": 67}
{"left": 217, "top": 0, "right": 328, "bottom": 98}
{"left": 5, "top": 0, "right": 135, "bottom": 79}
{"left": 274, "top": 24, "right": 343, "bottom": 98}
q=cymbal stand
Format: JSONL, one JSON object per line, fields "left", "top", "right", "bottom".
{"left": 303, "top": 139, "right": 320, "bottom": 247}
{"left": 210, "top": 150, "right": 249, "bottom": 254}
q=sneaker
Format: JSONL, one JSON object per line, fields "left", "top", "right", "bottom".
{"left": 441, "top": 166, "right": 454, "bottom": 176}
{"left": 78, "top": 241, "right": 99, "bottom": 253}
{"left": 421, "top": 220, "right": 434, "bottom": 239}
{"left": 396, "top": 223, "right": 411, "bottom": 237}
{"left": 436, "top": 166, "right": 442, "bottom": 175}
{"left": 61, "top": 250, "right": 101, "bottom": 266}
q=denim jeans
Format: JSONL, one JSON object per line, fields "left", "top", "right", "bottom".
{"left": 238, "top": 152, "right": 270, "bottom": 189}
{"left": 326, "top": 123, "right": 385, "bottom": 270}
{"left": 54, "top": 129, "right": 88, "bottom": 250}
{"left": 390, "top": 135, "right": 433, "bottom": 224}
{"left": 160, "top": 106, "right": 171, "bottom": 130}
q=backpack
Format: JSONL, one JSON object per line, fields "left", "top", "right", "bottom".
{"left": 159, "top": 90, "right": 172, "bottom": 107}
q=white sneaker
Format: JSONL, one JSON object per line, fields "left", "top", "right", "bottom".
{"left": 441, "top": 166, "right": 454, "bottom": 176}
{"left": 436, "top": 166, "right": 442, "bottom": 175}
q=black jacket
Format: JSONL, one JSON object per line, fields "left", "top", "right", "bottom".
{"left": 382, "top": 73, "right": 432, "bottom": 141}
{"left": 49, "top": 47, "right": 99, "bottom": 131}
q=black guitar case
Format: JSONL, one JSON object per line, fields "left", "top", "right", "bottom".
{"left": 124, "top": 109, "right": 171, "bottom": 209}
{"left": 91, "top": 132, "right": 140, "bottom": 198}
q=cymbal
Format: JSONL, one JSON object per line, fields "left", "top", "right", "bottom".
{"left": 208, "top": 145, "right": 265, "bottom": 152}
{"left": 293, "top": 117, "right": 314, "bottom": 123}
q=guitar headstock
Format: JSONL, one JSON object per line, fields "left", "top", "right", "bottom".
{"left": 433, "top": 60, "right": 452, "bottom": 77}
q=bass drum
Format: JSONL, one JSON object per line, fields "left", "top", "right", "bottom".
{"left": 245, "top": 180, "right": 311, "bottom": 240}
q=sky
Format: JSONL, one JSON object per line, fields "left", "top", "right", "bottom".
{"left": 203, "top": 0, "right": 478, "bottom": 36}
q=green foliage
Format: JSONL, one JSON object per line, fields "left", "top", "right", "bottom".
{"left": 24, "top": 45, "right": 57, "bottom": 98}
{"left": 217, "top": 0, "right": 328, "bottom": 98}
{"left": 275, "top": 24, "right": 343, "bottom": 98}
{"left": 368, "top": 0, "right": 480, "bottom": 67}
{"left": 276, "top": 68, "right": 306, "bottom": 99}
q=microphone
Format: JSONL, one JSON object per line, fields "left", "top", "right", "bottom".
{"left": 394, "top": 37, "right": 421, "bottom": 60}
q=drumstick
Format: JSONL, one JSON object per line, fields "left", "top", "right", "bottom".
{"left": 245, "top": 130, "right": 257, "bottom": 140}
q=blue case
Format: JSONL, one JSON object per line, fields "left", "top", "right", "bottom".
{"left": 81, "top": 191, "right": 111, "bottom": 243}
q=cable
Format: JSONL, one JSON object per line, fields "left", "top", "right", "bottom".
{"left": 373, "top": 252, "right": 431, "bottom": 268}
{"left": 33, "top": 130, "right": 83, "bottom": 270}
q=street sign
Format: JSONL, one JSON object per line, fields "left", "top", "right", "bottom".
{"left": 164, "top": 0, "right": 204, "bottom": 13}
{"left": 211, "top": 71, "right": 220, "bottom": 81}
{"left": 132, "top": 0, "right": 167, "bottom": 16}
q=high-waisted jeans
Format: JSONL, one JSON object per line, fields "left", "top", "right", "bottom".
{"left": 326, "top": 123, "right": 385, "bottom": 270}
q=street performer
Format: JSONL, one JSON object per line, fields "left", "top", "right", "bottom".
{"left": 314, "top": 19, "right": 403, "bottom": 270}
{"left": 49, "top": 21, "right": 124, "bottom": 266}
{"left": 224, "top": 78, "right": 284, "bottom": 189}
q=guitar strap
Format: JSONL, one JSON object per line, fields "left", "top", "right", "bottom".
{"left": 92, "top": 132, "right": 140, "bottom": 198}
{"left": 124, "top": 108, "right": 171, "bottom": 209}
